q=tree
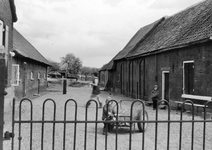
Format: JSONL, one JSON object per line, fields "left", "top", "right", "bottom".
{"left": 61, "top": 53, "right": 82, "bottom": 74}
{"left": 81, "top": 66, "right": 99, "bottom": 75}
{"left": 47, "top": 59, "right": 60, "bottom": 72}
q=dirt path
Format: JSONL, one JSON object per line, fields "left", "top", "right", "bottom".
{"left": 3, "top": 83, "right": 212, "bottom": 150}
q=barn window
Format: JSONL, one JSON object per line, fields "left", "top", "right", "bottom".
{"left": 30, "top": 71, "right": 34, "bottom": 80}
{"left": 11, "top": 64, "right": 20, "bottom": 86}
{"left": 0, "top": 20, "right": 3, "bottom": 46}
{"left": 183, "top": 61, "right": 194, "bottom": 94}
{"left": 44, "top": 73, "right": 46, "bottom": 79}
{"left": 38, "top": 72, "right": 41, "bottom": 80}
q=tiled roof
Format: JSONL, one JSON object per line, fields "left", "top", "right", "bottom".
{"left": 114, "top": 17, "right": 164, "bottom": 61}
{"left": 128, "top": 0, "right": 212, "bottom": 58}
{"left": 104, "top": 17, "right": 164, "bottom": 70}
{"left": 105, "top": 53, "right": 120, "bottom": 70}
{"left": 99, "top": 63, "right": 108, "bottom": 71}
{"left": 13, "top": 28, "right": 50, "bottom": 66}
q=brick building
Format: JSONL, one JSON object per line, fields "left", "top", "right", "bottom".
{"left": 103, "top": 0, "right": 212, "bottom": 105}
{"left": 0, "top": 0, "right": 17, "bottom": 112}
{"left": 12, "top": 28, "right": 50, "bottom": 100}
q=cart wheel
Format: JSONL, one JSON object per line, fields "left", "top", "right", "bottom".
{"left": 137, "top": 110, "right": 148, "bottom": 132}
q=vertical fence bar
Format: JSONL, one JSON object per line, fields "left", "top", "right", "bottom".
{"left": 142, "top": 106, "right": 146, "bottom": 150}
{"left": 11, "top": 98, "right": 15, "bottom": 150}
{"left": 41, "top": 100, "right": 45, "bottom": 150}
{"left": 191, "top": 103, "right": 195, "bottom": 150}
{"left": 41, "top": 99, "right": 56, "bottom": 150}
{"left": 18, "top": 100, "right": 22, "bottom": 150}
{"left": 154, "top": 101, "right": 159, "bottom": 150}
{"left": 179, "top": 100, "right": 194, "bottom": 150}
{"left": 20, "top": 99, "right": 33, "bottom": 150}
{"left": 63, "top": 99, "right": 77, "bottom": 150}
{"left": 166, "top": 101, "right": 170, "bottom": 150}
{"left": 51, "top": 100, "right": 56, "bottom": 150}
{"left": 30, "top": 101, "right": 33, "bottom": 150}
{"left": 94, "top": 101, "right": 98, "bottom": 150}
{"left": 84, "top": 100, "right": 98, "bottom": 150}
{"left": 18, "top": 99, "right": 33, "bottom": 150}
{"left": 0, "top": 59, "right": 5, "bottom": 150}
{"left": 112, "top": 100, "right": 119, "bottom": 150}
{"left": 129, "top": 99, "right": 146, "bottom": 150}
{"left": 202, "top": 102, "right": 209, "bottom": 150}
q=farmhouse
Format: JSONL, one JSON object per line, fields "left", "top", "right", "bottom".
{"left": 12, "top": 28, "right": 50, "bottom": 100}
{"left": 102, "top": 0, "right": 212, "bottom": 105}
{"left": 0, "top": 0, "right": 18, "bottom": 112}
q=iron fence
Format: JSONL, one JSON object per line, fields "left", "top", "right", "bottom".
{"left": 9, "top": 98, "right": 212, "bottom": 150}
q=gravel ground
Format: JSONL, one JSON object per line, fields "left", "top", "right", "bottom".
{"left": 3, "top": 82, "right": 212, "bottom": 150}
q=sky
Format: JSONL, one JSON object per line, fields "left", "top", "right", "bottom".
{"left": 14, "top": 0, "right": 203, "bottom": 68}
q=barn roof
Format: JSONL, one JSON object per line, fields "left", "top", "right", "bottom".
{"left": 13, "top": 28, "right": 50, "bottom": 66}
{"left": 99, "top": 63, "right": 108, "bottom": 71}
{"left": 127, "top": 0, "right": 212, "bottom": 58}
{"left": 114, "top": 17, "right": 164, "bottom": 61}
{"left": 104, "top": 17, "right": 164, "bottom": 70}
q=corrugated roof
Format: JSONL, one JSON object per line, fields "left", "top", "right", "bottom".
{"left": 128, "top": 0, "right": 212, "bottom": 58}
{"left": 13, "top": 28, "right": 50, "bottom": 66}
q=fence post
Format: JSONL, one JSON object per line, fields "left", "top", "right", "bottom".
{"left": 63, "top": 79, "right": 67, "bottom": 94}
{"left": 0, "top": 59, "right": 6, "bottom": 150}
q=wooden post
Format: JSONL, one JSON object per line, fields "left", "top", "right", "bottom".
{"left": 0, "top": 59, "right": 6, "bottom": 150}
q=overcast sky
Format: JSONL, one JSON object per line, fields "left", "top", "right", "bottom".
{"left": 14, "top": 0, "right": 203, "bottom": 68}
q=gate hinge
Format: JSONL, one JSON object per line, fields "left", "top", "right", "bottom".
{"left": 4, "top": 131, "right": 14, "bottom": 140}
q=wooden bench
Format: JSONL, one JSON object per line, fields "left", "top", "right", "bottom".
{"left": 175, "top": 94, "right": 212, "bottom": 115}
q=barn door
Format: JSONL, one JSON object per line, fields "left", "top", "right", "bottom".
{"left": 128, "top": 62, "right": 133, "bottom": 97}
{"left": 22, "top": 62, "right": 27, "bottom": 97}
{"left": 183, "top": 61, "right": 194, "bottom": 94}
{"left": 139, "top": 60, "right": 145, "bottom": 100}
{"left": 162, "top": 71, "right": 169, "bottom": 101}
{"left": 120, "top": 64, "right": 123, "bottom": 94}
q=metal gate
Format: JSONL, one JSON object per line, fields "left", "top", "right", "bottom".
{"left": 7, "top": 98, "right": 212, "bottom": 150}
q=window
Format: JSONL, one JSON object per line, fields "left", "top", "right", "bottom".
{"left": 183, "top": 61, "right": 194, "bottom": 94}
{"left": 38, "top": 72, "right": 41, "bottom": 79}
{"left": 4, "top": 25, "right": 9, "bottom": 64}
{"left": 30, "top": 71, "right": 34, "bottom": 80}
{"left": 44, "top": 73, "right": 46, "bottom": 79}
{"left": 0, "top": 20, "right": 9, "bottom": 64}
{"left": 11, "top": 64, "right": 20, "bottom": 86}
{"left": 0, "top": 20, "right": 3, "bottom": 46}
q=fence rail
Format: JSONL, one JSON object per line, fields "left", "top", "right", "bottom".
{"left": 10, "top": 98, "right": 212, "bottom": 150}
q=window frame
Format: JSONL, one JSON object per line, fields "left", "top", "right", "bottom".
{"left": 11, "top": 64, "right": 20, "bottom": 86}
{"left": 30, "top": 71, "right": 34, "bottom": 80}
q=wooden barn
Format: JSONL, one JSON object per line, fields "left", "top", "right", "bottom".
{"left": 107, "top": 0, "right": 212, "bottom": 105}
